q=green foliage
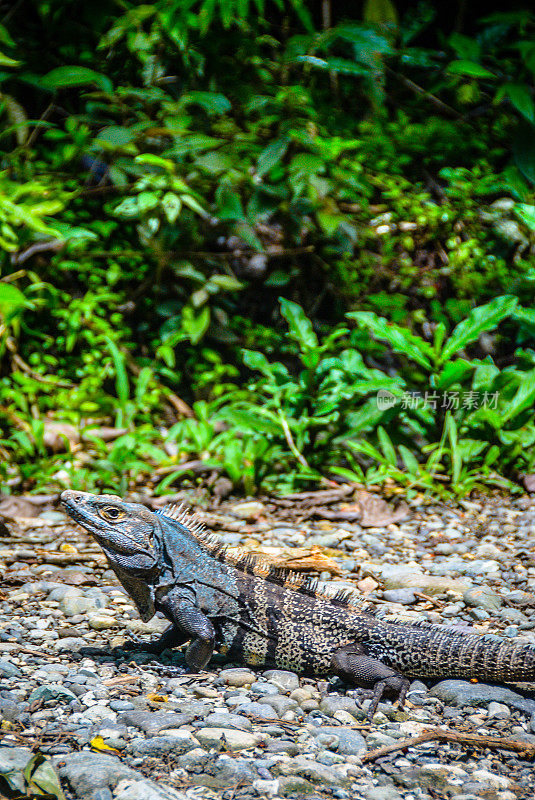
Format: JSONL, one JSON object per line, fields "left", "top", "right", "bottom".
{"left": 0, "top": 1, "right": 533, "bottom": 498}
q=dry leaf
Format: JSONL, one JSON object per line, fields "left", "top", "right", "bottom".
{"left": 356, "top": 491, "right": 410, "bottom": 527}
{"left": 147, "top": 693, "right": 168, "bottom": 703}
{"left": 228, "top": 545, "right": 342, "bottom": 575}
{"left": 82, "top": 426, "right": 128, "bottom": 442}
{"left": 0, "top": 497, "right": 41, "bottom": 519}
{"left": 43, "top": 421, "right": 80, "bottom": 453}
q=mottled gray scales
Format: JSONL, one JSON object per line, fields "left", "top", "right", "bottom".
{"left": 61, "top": 491, "right": 535, "bottom": 718}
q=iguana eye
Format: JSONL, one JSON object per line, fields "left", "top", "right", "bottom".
{"left": 100, "top": 506, "right": 124, "bottom": 521}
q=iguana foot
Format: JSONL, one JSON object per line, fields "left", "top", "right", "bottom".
{"left": 145, "top": 661, "right": 191, "bottom": 676}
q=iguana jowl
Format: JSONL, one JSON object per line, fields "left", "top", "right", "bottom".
{"left": 61, "top": 490, "right": 535, "bottom": 716}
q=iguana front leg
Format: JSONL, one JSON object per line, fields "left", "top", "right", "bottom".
{"left": 332, "top": 643, "right": 410, "bottom": 719}
{"left": 125, "top": 623, "right": 190, "bottom": 655}
{"left": 157, "top": 595, "right": 216, "bottom": 670}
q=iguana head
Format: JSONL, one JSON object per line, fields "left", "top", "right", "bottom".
{"left": 61, "top": 490, "right": 158, "bottom": 564}
{"left": 61, "top": 490, "right": 159, "bottom": 619}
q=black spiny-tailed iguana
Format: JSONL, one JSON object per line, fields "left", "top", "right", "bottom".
{"left": 61, "top": 490, "right": 535, "bottom": 716}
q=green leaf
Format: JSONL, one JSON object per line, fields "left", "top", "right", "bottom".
{"left": 243, "top": 349, "right": 276, "bottom": 377}
{"left": 112, "top": 196, "right": 139, "bottom": 217}
{"left": 219, "top": 408, "right": 282, "bottom": 435}
{"left": 96, "top": 126, "right": 135, "bottom": 147}
{"left": 41, "top": 66, "right": 113, "bottom": 92}
{"left": 398, "top": 444, "right": 420, "bottom": 474}
{"left": 363, "top": 0, "right": 398, "bottom": 25}
{"left": 378, "top": 426, "right": 397, "bottom": 466}
{"left": 0, "top": 282, "right": 26, "bottom": 321}
{"left": 161, "top": 192, "right": 182, "bottom": 223}
{"left": 216, "top": 185, "right": 245, "bottom": 221}
{"left": 135, "top": 153, "right": 174, "bottom": 171}
{"left": 210, "top": 275, "right": 244, "bottom": 291}
{"left": 180, "top": 194, "right": 208, "bottom": 218}
{"left": 445, "top": 413, "right": 461, "bottom": 485}
{"left": 257, "top": 137, "right": 289, "bottom": 178}
{"left": 137, "top": 191, "right": 160, "bottom": 213}
{"left": 496, "top": 83, "right": 535, "bottom": 122}
{"left": 0, "top": 51, "right": 20, "bottom": 67}
{"left": 181, "top": 91, "right": 231, "bottom": 115}
{"left": 446, "top": 60, "right": 495, "bottom": 78}
{"left": 24, "top": 753, "right": 66, "bottom": 800}
{"left": 514, "top": 203, "right": 535, "bottom": 230}
{"left": 348, "top": 311, "right": 433, "bottom": 368}
{"left": 440, "top": 296, "right": 518, "bottom": 363}
{"left": 502, "top": 369, "right": 535, "bottom": 423}
{"left": 279, "top": 298, "right": 318, "bottom": 350}
{"left": 513, "top": 121, "right": 535, "bottom": 184}
{"left": 436, "top": 359, "right": 475, "bottom": 389}
{"left": 183, "top": 305, "right": 210, "bottom": 344}
{"left": 298, "top": 55, "right": 370, "bottom": 76}
{"left": 105, "top": 338, "right": 129, "bottom": 405}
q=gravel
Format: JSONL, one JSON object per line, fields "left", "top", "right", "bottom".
{"left": 2, "top": 492, "right": 535, "bottom": 798}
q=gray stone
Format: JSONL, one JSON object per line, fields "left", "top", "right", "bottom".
{"left": 0, "top": 747, "right": 33, "bottom": 793}
{"left": 175, "top": 748, "right": 209, "bottom": 772}
{"left": 239, "top": 701, "right": 278, "bottom": 720}
{"left": 262, "top": 670, "right": 300, "bottom": 693}
{"left": 276, "top": 757, "right": 347, "bottom": 787}
{"left": 365, "top": 788, "right": 404, "bottom": 800}
{"left": 52, "top": 752, "right": 139, "bottom": 798}
{"left": 218, "top": 667, "right": 256, "bottom": 686}
{"left": 463, "top": 586, "right": 502, "bottom": 612}
{"left": 54, "top": 637, "right": 87, "bottom": 652}
{"left": 117, "top": 710, "right": 195, "bottom": 735}
{"left": 202, "top": 712, "right": 253, "bottom": 731}
{"left": 265, "top": 739, "right": 299, "bottom": 755}
{"left": 277, "top": 776, "right": 315, "bottom": 796}
{"left": 429, "top": 680, "right": 535, "bottom": 715}
{"left": 382, "top": 589, "right": 417, "bottom": 605}
{"left": 193, "top": 727, "right": 261, "bottom": 751}
{"left": 194, "top": 754, "right": 256, "bottom": 788}
{"left": 365, "top": 731, "right": 397, "bottom": 748}
{"left": 0, "top": 695, "right": 22, "bottom": 722}
{"left": 231, "top": 501, "right": 265, "bottom": 518}
{"left": 28, "top": 684, "right": 78, "bottom": 705}
{"left": 261, "top": 694, "right": 298, "bottom": 716}
{"left": 487, "top": 701, "right": 511, "bottom": 719}
{"left": 109, "top": 700, "right": 135, "bottom": 712}
{"left": 314, "top": 726, "right": 366, "bottom": 756}
{"left": 114, "top": 778, "right": 185, "bottom": 800}
{"left": 60, "top": 592, "right": 102, "bottom": 616}
{"left": 0, "top": 659, "right": 22, "bottom": 678}
{"left": 250, "top": 681, "right": 279, "bottom": 696}
{"left": 129, "top": 733, "right": 197, "bottom": 757}
{"left": 319, "top": 696, "right": 359, "bottom": 718}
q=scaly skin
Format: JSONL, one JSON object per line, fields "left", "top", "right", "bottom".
{"left": 61, "top": 490, "right": 535, "bottom": 716}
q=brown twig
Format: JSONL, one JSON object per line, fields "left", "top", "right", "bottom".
{"left": 12, "top": 353, "right": 73, "bottom": 387}
{"left": 362, "top": 726, "right": 535, "bottom": 763}
{"left": 386, "top": 67, "right": 464, "bottom": 120}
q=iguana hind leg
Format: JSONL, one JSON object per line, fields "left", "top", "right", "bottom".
{"left": 332, "top": 643, "right": 410, "bottom": 719}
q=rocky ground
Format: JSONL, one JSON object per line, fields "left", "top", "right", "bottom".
{"left": 1, "top": 489, "right": 535, "bottom": 800}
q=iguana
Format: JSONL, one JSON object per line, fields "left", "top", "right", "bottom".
{"left": 61, "top": 490, "right": 535, "bottom": 716}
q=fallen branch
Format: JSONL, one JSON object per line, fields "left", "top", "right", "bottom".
{"left": 362, "top": 726, "right": 535, "bottom": 763}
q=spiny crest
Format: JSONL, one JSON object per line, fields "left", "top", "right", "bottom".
{"left": 156, "top": 502, "right": 362, "bottom": 608}
{"left": 157, "top": 503, "right": 207, "bottom": 537}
